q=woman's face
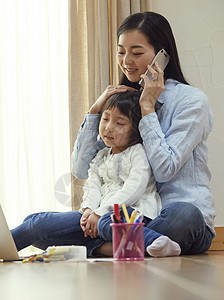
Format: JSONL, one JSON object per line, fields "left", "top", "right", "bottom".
{"left": 117, "top": 30, "right": 156, "bottom": 83}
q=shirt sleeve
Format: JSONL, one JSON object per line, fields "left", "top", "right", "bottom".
{"left": 71, "top": 114, "right": 106, "bottom": 179}
{"left": 93, "top": 145, "right": 151, "bottom": 216}
{"left": 139, "top": 90, "right": 213, "bottom": 183}
{"left": 79, "top": 150, "right": 105, "bottom": 212}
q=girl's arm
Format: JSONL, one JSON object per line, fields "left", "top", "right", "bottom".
{"left": 79, "top": 149, "right": 107, "bottom": 238}
{"left": 79, "top": 152, "right": 104, "bottom": 211}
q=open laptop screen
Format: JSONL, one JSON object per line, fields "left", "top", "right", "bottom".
{"left": 0, "top": 205, "right": 20, "bottom": 261}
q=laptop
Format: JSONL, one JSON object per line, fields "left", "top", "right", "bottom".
{"left": 0, "top": 204, "right": 23, "bottom": 261}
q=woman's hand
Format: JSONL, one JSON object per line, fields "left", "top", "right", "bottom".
{"left": 84, "top": 212, "right": 101, "bottom": 238}
{"left": 139, "top": 62, "right": 165, "bottom": 117}
{"left": 89, "top": 85, "right": 137, "bottom": 114}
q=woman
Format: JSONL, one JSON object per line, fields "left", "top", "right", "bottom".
{"left": 72, "top": 12, "right": 215, "bottom": 256}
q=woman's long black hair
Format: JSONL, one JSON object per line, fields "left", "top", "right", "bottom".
{"left": 117, "top": 12, "right": 189, "bottom": 89}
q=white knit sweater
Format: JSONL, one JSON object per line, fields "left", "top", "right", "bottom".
{"left": 79, "top": 143, "right": 161, "bottom": 219}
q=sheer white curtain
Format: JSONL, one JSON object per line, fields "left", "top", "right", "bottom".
{"left": 0, "top": 0, "right": 70, "bottom": 228}
{"left": 69, "top": 0, "right": 152, "bottom": 209}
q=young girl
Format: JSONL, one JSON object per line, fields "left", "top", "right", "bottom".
{"left": 79, "top": 91, "right": 160, "bottom": 241}
{"left": 82, "top": 91, "right": 180, "bottom": 258}
{"left": 12, "top": 91, "right": 180, "bottom": 258}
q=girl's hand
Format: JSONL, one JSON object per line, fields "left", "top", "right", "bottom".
{"left": 80, "top": 208, "right": 92, "bottom": 232}
{"left": 84, "top": 212, "right": 101, "bottom": 238}
{"left": 139, "top": 62, "right": 165, "bottom": 117}
{"left": 89, "top": 85, "right": 137, "bottom": 114}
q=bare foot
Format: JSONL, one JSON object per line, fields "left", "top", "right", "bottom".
{"left": 94, "top": 242, "right": 113, "bottom": 257}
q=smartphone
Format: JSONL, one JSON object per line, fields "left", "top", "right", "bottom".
{"left": 139, "top": 49, "right": 170, "bottom": 88}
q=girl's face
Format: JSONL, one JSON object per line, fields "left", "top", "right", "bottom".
{"left": 99, "top": 106, "right": 132, "bottom": 154}
{"left": 117, "top": 29, "right": 156, "bottom": 82}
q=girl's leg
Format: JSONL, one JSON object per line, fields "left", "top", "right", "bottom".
{"left": 146, "top": 202, "right": 214, "bottom": 255}
{"left": 97, "top": 208, "right": 135, "bottom": 257}
{"left": 98, "top": 202, "right": 213, "bottom": 257}
{"left": 97, "top": 207, "right": 176, "bottom": 246}
{"left": 97, "top": 207, "right": 136, "bottom": 242}
{"left": 97, "top": 207, "right": 179, "bottom": 257}
{"left": 11, "top": 211, "right": 104, "bottom": 257}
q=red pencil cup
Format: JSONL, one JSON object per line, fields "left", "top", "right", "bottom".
{"left": 111, "top": 223, "right": 145, "bottom": 261}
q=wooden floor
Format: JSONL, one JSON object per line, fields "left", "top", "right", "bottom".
{"left": 0, "top": 251, "right": 224, "bottom": 300}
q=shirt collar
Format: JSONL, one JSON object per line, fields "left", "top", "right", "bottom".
{"left": 158, "top": 78, "right": 179, "bottom": 104}
{"left": 155, "top": 79, "right": 179, "bottom": 112}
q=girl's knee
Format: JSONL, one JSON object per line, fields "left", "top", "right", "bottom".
{"left": 97, "top": 213, "right": 112, "bottom": 241}
{"left": 97, "top": 214, "right": 107, "bottom": 236}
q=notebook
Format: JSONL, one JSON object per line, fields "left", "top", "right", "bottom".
{"left": 0, "top": 204, "right": 22, "bottom": 261}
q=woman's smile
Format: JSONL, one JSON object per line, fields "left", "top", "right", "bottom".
{"left": 117, "top": 29, "right": 156, "bottom": 82}
{"left": 125, "top": 67, "right": 138, "bottom": 74}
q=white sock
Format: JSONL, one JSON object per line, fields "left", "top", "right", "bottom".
{"left": 146, "top": 236, "right": 181, "bottom": 258}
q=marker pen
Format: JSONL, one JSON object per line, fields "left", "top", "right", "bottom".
{"left": 114, "top": 204, "right": 120, "bottom": 223}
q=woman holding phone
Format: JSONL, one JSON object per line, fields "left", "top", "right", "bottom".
{"left": 72, "top": 11, "right": 215, "bottom": 257}
{"left": 12, "top": 12, "right": 215, "bottom": 257}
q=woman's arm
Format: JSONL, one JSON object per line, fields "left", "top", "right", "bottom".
{"left": 140, "top": 89, "right": 213, "bottom": 183}
{"left": 71, "top": 85, "right": 137, "bottom": 179}
{"left": 71, "top": 114, "right": 105, "bottom": 179}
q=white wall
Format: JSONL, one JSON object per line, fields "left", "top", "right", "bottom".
{"left": 151, "top": 0, "right": 224, "bottom": 225}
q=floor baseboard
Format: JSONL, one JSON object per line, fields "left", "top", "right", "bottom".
{"left": 209, "top": 226, "right": 224, "bottom": 250}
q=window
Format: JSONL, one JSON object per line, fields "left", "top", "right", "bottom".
{"left": 0, "top": 0, "right": 70, "bottom": 228}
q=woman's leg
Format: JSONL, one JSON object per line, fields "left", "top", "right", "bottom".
{"left": 11, "top": 211, "right": 105, "bottom": 257}
{"left": 146, "top": 202, "right": 214, "bottom": 255}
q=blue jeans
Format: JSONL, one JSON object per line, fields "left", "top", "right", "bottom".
{"left": 98, "top": 202, "right": 215, "bottom": 255}
{"left": 11, "top": 202, "right": 214, "bottom": 257}
{"left": 11, "top": 211, "right": 105, "bottom": 257}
